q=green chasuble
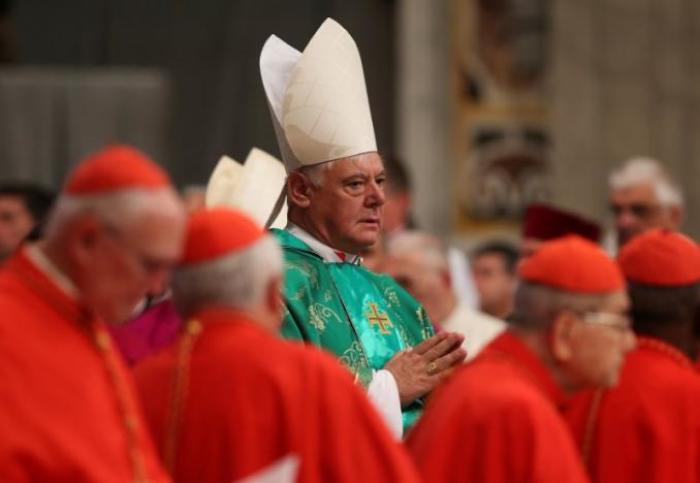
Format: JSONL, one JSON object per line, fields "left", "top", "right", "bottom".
{"left": 272, "top": 229, "right": 434, "bottom": 432}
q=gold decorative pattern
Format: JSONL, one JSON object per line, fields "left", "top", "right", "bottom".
{"left": 288, "top": 260, "right": 320, "bottom": 289}
{"left": 92, "top": 324, "right": 150, "bottom": 483}
{"left": 339, "top": 341, "right": 373, "bottom": 386}
{"left": 417, "top": 307, "right": 433, "bottom": 340}
{"left": 308, "top": 303, "right": 344, "bottom": 333}
{"left": 163, "top": 319, "right": 202, "bottom": 475}
{"left": 291, "top": 286, "right": 306, "bottom": 302}
{"left": 383, "top": 286, "right": 400, "bottom": 307}
{"left": 365, "top": 302, "right": 393, "bottom": 335}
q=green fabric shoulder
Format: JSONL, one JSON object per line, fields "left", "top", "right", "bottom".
{"left": 271, "top": 228, "right": 434, "bottom": 432}
{"left": 271, "top": 228, "right": 433, "bottom": 382}
{"left": 274, "top": 231, "right": 346, "bottom": 343}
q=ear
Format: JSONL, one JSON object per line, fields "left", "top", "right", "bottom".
{"left": 265, "top": 274, "right": 284, "bottom": 317}
{"left": 669, "top": 205, "right": 683, "bottom": 229}
{"left": 287, "top": 172, "right": 314, "bottom": 208}
{"left": 550, "top": 311, "right": 577, "bottom": 363}
{"left": 65, "top": 215, "right": 103, "bottom": 265}
{"left": 441, "top": 269, "right": 453, "bottom": 289}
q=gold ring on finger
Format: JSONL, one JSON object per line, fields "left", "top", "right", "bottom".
{"left": 426, "top": 361, "right": 438, "bottom": 375}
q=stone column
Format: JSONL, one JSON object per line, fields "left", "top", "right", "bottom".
{"left": 396, "top": 0, "right": 452, "bottom": 236}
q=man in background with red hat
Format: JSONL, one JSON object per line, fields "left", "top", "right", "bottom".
{"left": 521, "top": 202, "right": 601, "bottom": 256}
{"left": 407, "top": 236, "right": 635, "bottom": 482}
{"left": 566, "top": 229, "right": 700, "bottom": 482}
{"left": 0, "top": 145, "right": 185, "bottom": 481}
{"left": 135, "top": 208, "right": 420, "bottom": 483}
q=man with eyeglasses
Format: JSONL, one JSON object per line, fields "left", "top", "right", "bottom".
{"left": 566, "top": 229, "right": 700, "bottom": 482}
{"left": 609, "top": 157, "right": 683, "bottom": 247}
{"left": 0, "top": 145, "right": 185, "bottom": 481}
{"left": 407, "top": 235, "right": 635, "bottom": 483}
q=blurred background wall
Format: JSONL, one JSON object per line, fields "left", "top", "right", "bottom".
{"left": 0, "top": 0, "right": 395, "bottom": 188}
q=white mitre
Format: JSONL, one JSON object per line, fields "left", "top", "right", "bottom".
{"left": 260, "top": 18, "right": 377, "bottom": 171}
{"left": 205, "top": 147, "right": 288, "bottom": 229}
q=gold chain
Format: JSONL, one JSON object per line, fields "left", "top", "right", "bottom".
{"left": 163, "top": 319, "right": 202, "bottom": 474}
{"left": 93, "top": 324, "right": 149, "bottom": 483}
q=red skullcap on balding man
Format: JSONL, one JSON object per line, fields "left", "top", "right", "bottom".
{"left": 519, "top": 235, "right": 625, "bottom": 293}
{"left": 181, "top": 208, "right": 266, "bottom": 266}
{"left": 618, "top": 229, "right": 700, "bottom": 286}
{"left": 65, "top": 145, "right": 171, "bottom": 195}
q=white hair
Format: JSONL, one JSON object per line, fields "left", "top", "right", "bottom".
{"left": 297, "top": 159, "right": 339, "bottom": 188}
{"left": 609, "top": 157, "right": 683, "bottom": 207}
{"left": 386, "top": 230, "right": 449, "bottom": 273}
{"left": 44, "top": 187, "right": 184, "bottom": 236}
{"left": 172, "top": 235, "right": 283, "bottom": 316}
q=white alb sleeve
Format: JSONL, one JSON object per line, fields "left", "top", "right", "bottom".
{"left": 366, "top": 369, "right": 403, "bottom": 439}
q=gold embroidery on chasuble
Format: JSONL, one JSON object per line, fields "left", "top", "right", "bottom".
{"left": 416, "top": 308, "right": 432, "bottom": 340}
{"left": 308, "top": 303, "right": 344, "bottom": 333}
{"left": 365, "top": 302, "right": 394, "bottom": 335}
{"left": 288, "top": 260, "right": 320, "bottom": 288}
{"left": 383, "top": 286, "right": 401, "bottom": 307}
{"left": 339, "top": 340, "right": 372, "bottom": 386}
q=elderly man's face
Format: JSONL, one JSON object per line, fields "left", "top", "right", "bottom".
{"left": 381, "top": 253, "right": 450, "bottom": 324}
{"left": 558, "top": 291, "right": 636, "bottom": 389}
{"left": 76, "top": 199, "right": 186, "bottom": 324}
{"left": 610, "top": 183, "right": 680, "bottom": 246}
{"left": 0, "top": 195, "right": 35, "bottom": 260}
{"left": 307, "top": 152, "right": 385, "bottom": 253}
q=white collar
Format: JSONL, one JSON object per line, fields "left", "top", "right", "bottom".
{"left": 287, "top": 224, "right": 361, "bottom": 264}
{"left": 25, "top": 244, "right": 80, "bottom": 300}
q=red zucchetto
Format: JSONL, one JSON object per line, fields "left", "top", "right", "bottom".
{"left": 181, "top": 207, "right": 265, "bottom": 266}
{"left": 519, "top": 235, "right": 624, "bottom": 293}
{"left": 618, "top": 229, "right": 700, "bottom": 286}
{"left": 65, "top": 145, "right": 171, "bottom": 195}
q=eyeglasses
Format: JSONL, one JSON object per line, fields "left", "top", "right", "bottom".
{"left": 579, "top": 311, "right": 632, "bottom": 333}
{"left": 102, "top": 223, "right": 174, "bottom": 276}
{"left": 610, "top": 202, "right": 662, "bottom": 220}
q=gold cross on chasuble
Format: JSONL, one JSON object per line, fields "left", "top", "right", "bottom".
{"left": 366, "top": 302, "right": 393, "bottom": 335}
